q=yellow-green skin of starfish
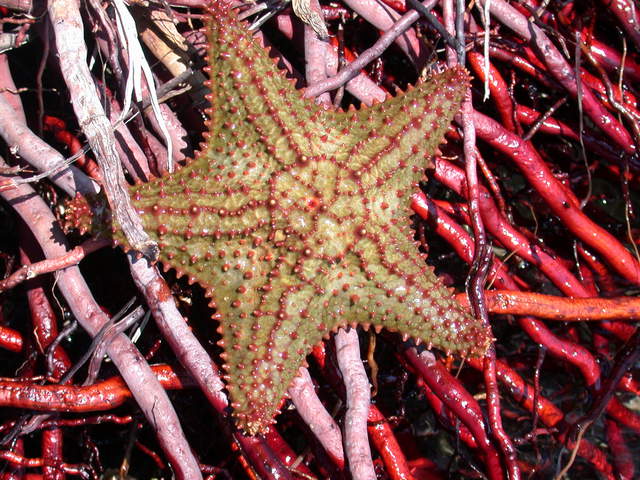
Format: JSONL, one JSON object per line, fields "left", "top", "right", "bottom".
{"left": 67, "top": 1, "right": 491, "bottom": 435}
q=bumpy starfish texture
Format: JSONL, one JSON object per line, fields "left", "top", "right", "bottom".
{"left": 66, "top": 1, "right": 491, "bottom": 434}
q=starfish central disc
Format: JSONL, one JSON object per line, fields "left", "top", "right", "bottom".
{"left": 67, "top": 1, "right": 492, "bottom": 435}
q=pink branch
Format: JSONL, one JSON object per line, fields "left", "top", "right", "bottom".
{"left": 106, "top": 92, "right": 152, "bottom": 182}
{"left": 0, "top": 165, "right": 202, "bottom": 480}
{"left": 342, "top": 0, "right": 427, "bottom": 65}
{"left": 48, "top": 0, "right": 155, "bottom": 256}
{"left": 303, "top": 0, "right": 332, "bottom": 106}
{"left": 0, "top": 54, "right": 25, "bottom": 123}
{"left": 127, "top": 258, "right": 228, "bottom": 409}
{"left": 0, "top": 239, "right": 108, "bottom": 293}
{"left": 0, "top": 94, "right": 98, "bottom": 197}
{"left": 288, "top": 367, "right": 345, "bottom": 466}
{"left": 305, "top": 0, "right": 437, "bottom": 98}
{"left": 335, "top": 328, "right": 376, "bottom": 480}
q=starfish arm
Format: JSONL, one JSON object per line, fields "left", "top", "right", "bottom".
{"left": 126, "top": 171, "right": 272, "bottom": 257}
{"left": 207, "top": 3, "right": 344, "bottom": 170}
{"left": 220, "top": 241, "right": 490, "bottom": 435}
{"left": 295, "top": 249, "right": 489, "bottom": 356}
{"left": 351, "top": 233, "right": 491, "bottom": 355}
{"left": 213, "top": 243, "right": 334, "bottom": 435}
{"left": 330, "top": 66, "right": 469, "bottom": 187}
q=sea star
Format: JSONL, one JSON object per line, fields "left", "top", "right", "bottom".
{"left": 66, "top": 1, "right": 491, "bottom": 434}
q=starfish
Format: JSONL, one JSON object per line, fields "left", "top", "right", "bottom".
{"left": 66, "top": 1, "right": 491, "bottom": 434}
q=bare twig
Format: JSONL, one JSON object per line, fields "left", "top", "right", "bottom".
{"left": 0, "top": 0, "right": 32, "bottom": 12}
{"left": 0, "top": 94, "right": 99, "bottom": 197}
{"left": 0, "top": 238, "right": 109, "bottom": 293}
{"left": 48, "top": 0, "right": 158, "bottom": 259}
{"left": 305, "top": 0, "right": 437, "bottom": 99}
{"left": 0, "top": 156, "right": 202, "bottom": 480}
{"left": 288, "top": 367, "right": 345, "bottom": 465}
{"left": 303, "top": 0, "right": 331, "bottom": 106}
{"left": 342, "top": 0, "right": 427, "bottom": 65}
{"left": 335, "top": 328, "right": 376, "bottom": 480}
{"left": 127, "top": 255, "right": 229, "bottom": 409}
{"left": 292, "top": 0, "right": 329, "bottom": 40}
